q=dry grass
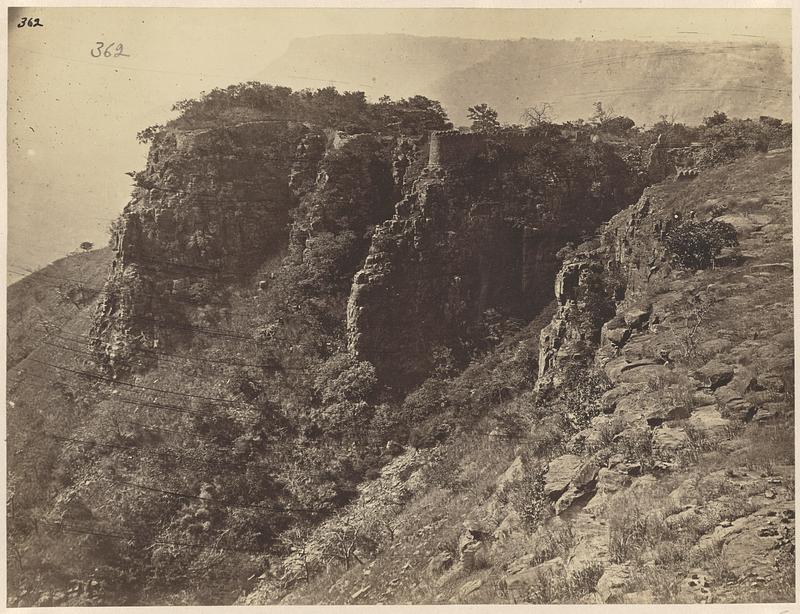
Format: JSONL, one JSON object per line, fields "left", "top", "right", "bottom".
{"left": 739, "top": 421, "right": 795, "bottom": 474}
{"left": 517, "top": 562, "right": 605, "bottom": 604}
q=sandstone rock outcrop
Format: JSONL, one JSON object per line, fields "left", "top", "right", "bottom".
{"left": 348, "top": 133, "right": 643, "bottom": 386}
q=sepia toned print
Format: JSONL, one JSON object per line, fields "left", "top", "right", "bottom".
{"left": 6, "top": 6, "right": 794, "bottom": 606}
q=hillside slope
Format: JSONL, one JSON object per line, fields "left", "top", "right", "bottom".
{"left": 246, "top": 148, "right": 794, "bottom": 605}
{"left": 6, "top": 84, "right": 793, "bottom": 607}
{"left": 7, "top": 248, "right": 112, "bottom": 369}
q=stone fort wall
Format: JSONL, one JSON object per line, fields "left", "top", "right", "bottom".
{"left": 428, "top": 130, "right": 541, "bottom": 167}
{"left": 428, "top": 130, "right": 488, "bottom": 167}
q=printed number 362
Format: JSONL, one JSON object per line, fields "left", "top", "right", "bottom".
{"left": 91, "top": 42, "right": 129, "bottom": 58}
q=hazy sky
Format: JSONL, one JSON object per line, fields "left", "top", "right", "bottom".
{"left": 7, "top": 7, "right": 791, "bottom": 282}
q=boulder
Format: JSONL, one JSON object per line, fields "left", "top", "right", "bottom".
{"left": 728, "top": 368, "right": 760, "bottom": 397}
{"left": 714, "top": 386, "right": 755, "bottom": 421}
{"left": 613, "top": 395, "right": 649, "bottom": 424}
{"left": 503, "top": 557, "right": 564, "bottom": 594}
{"left": 652, "top": 426, "right": 689, "bottom": 452}
{"left": 688, "top": 405, "right": 732, "bottom": 435}
{"left": 550, "top": 459, "right": 599, "bottom": 514}
{"left": 600, "top": 385, "right": 637, "bottom": 414}
{"left": 645, "top": 402, "right": 690, "bottom": 426}
{"left": 595, "top": 467, "right": 631, "bottom": 498}
{"left": 623, "top": 307, "right": 651, "bottom": 329}
{"left": 571, "top": 461, "right": 600, "bottom": 490}
{"left": 544, "top": 454, "right": 583, "bottom": 499}
{"left": 458, "top": 525, "right": 490, "bottom": 569}
{"left": 596, "top": 564, "right": 632, "bottom": 602}
{"left": 691, "top": 390, "right": 717, "bottom": 406}
{"left": 752, "top": 402, "right": 783, "bottom": 422}
{"left": 747, "top": 390, "right": 776, "bottom": 406}
{"left": 693, "top": 359, "right": 734, "bottom": 390}
{"left": 456, "top": 579, "right": 483, "bottom": 599}
{"left": 603, "top": 324, "right": 631, "bottom": 348}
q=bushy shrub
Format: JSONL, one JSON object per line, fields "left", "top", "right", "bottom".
{"left": 498, "top": 459, "right": 551, "bottom": 530}
{"left": 697, "top": 117, "right": 789, "bottom": 165}
{"left": 703, "top": 110, "right": 729, "bottom": 127}
{"left": 136, "top": 124, "right": 164, "bottom": 144}
{"left": 393, "top": 378, "right": 448, "bottom": 444}
{"left": 314, "top": 354, "right": 377, "bottom": 405}
{"left": 662, "top": 220, "right": 738, "bottom": 269}
{"left": 537, "top": 363, "right": 612, "bottom": 434}
{"left": 600, "top": 115, "right": 635, "bottom": 135}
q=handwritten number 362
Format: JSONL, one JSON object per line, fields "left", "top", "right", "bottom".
{"left": 91, "top": 42, "right": 130, "bottom": 58}
{"left": 17, "top": 17, "right": 44, "bottom": 27}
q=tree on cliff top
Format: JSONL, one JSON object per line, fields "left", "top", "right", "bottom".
{"left": 589, "top": 101, "right": 635, "bottom": 136}
{"left": 589, "top": 101, "right": 614, "bottom": 127}
{"left": 376, "top": 95, "right": 452, "bottom": 135}
{"left": 703, "top": 110, "right": 729, "bottom": 127}
{"left": 467, "top": 103, "right": 501, "bottom": 133}
{"left": 522, "top": 102, "right": 554, "bottom": 127}
{"left": 167, "top": 82, "right": 451, "bottom": 135}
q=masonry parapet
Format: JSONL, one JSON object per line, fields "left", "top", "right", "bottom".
{"left": 428, "top": 130, "right": 488, "bottom": 167}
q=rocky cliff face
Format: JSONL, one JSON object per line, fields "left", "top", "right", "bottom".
{"left": 347, "top": 172, "right": 527, "bottom": 386}
{"left": 90, "top": 122, "right": 417, "bottom": 371}
{"left": 536, "top": 185, "right": 679, "bottom": 391}
{"left": 10, "top": 79, "right": 793, "bottom": 606}
{"left": 91, "top": 121, "right": 314, "bottom": 367}
{"left": 95, "top": 120, "right": 645, "bottom": 386}
{"left": 347, "top": 130, "right": 644, "bottom": 386}
{"left": 538, "top": 148, "right": 795, "bottom": 427}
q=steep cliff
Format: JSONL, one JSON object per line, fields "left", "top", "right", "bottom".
{"left": 347, "top": 128, "right": 645, "bottom": 386}
{"left": 91, "top": 120, "right": 312, "bottom": 370}
{"left": 8, "top": 82, "right": 793, "bottom": 607}
{"left": 89, "top": 84, "right": 452, "bottom": 376}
